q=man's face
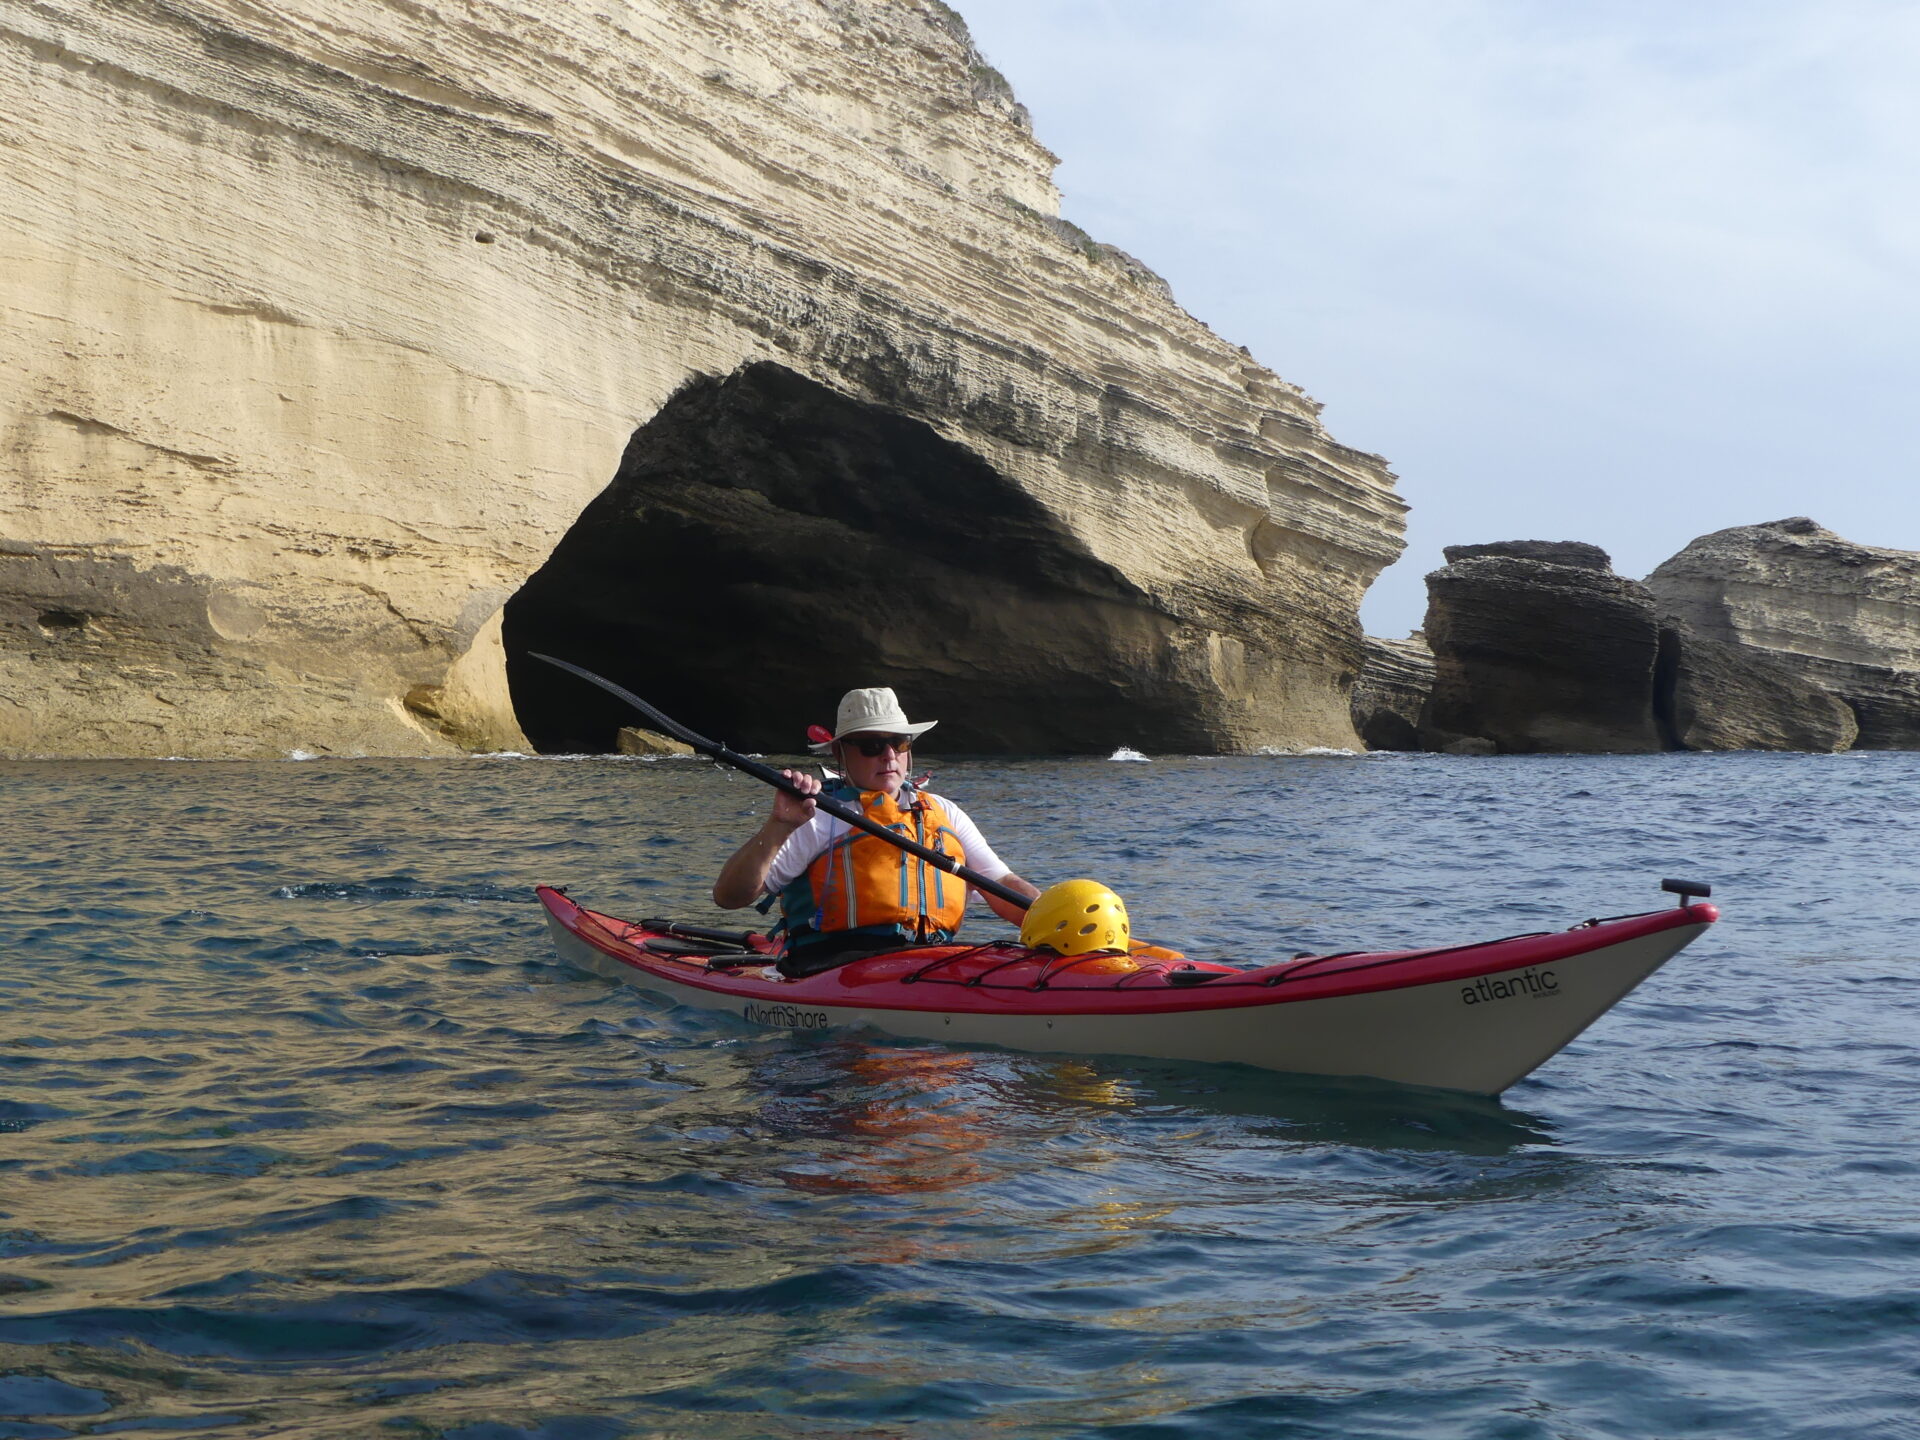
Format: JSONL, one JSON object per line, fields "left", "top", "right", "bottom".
{"left": 837, "top": 731, "right": 912, "bottom": 795}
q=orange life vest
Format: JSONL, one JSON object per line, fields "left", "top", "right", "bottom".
{"left": 776, "top": 782, "right": 970, "bottom": 949}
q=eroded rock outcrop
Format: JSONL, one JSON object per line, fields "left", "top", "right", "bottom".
{"left": 1443, "top": 540, "right": 1611, "bottom": 571}
{"left": 1350, "top": 633, "right": 1432, "bottom": 752}
{"left": 1656, "top": 623, "right": 1857, "bottom": 753}
{"left": 1419, "top": 536, "right": 1859, "bottom": 754}
{"left": 0, "top": 0, "right": 1405, "bottom": 757}
{"left": 616, "top": 727, "right": 693, "bottom": 758}
{"left": 1422, "top": 555, "right": 1665, "bottom": 754}
{"left": 1647, "top": 519, "right": 1920, "bottom": 748}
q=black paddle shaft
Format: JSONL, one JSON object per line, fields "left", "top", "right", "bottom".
{"left": 529, "top": 654, "right": 1033, "bottom": 911}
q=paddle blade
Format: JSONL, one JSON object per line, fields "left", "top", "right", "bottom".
{"left": 806, "top": 724, "right": 833, "bottom": 746}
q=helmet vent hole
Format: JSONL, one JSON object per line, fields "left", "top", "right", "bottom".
{"left": 1084, "top": 903, "right": 1099, "bottom": 913}
{"left": 1077, "top": 922, "right": 1097, "bottom": 936}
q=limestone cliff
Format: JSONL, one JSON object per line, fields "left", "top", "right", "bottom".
{"left": 1350, "top": 633, "right": 1431, "bottom": 752}
{"left": 1646, "top": 518, "right": 1920, "bottom": 748}
{"left": 0, "top": 0, "right": 1405, "bottom": 757}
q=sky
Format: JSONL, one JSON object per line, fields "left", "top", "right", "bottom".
{"left": 949, "top": 0, "right": 1920, "bottom": 634}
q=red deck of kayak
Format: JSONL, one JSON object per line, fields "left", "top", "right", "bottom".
{"left": 537, "top": 886, "right": 1719, "bottom": 1017}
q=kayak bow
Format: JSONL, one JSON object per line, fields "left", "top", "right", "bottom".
{"left": 535, "top": 887, "right": 1719, "bottom": 1095}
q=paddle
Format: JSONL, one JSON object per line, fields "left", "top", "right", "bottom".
{"left": 529, "top": 654, "right": 1034, "bottom": 910}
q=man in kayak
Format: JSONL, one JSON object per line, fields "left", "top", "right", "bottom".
{"left": 712, "top": 686, "right": 1041, "bottom": 977}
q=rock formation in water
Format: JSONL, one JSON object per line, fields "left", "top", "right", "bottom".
{"left": 1646, "top": 518, "right": 1920, "bottom": 748}
{"left": 1421, "top": 551, "right": 1666, "bottom": 754}
{"left": 1417, "top": 537, "right": 1859, "bottom": 755}
{"left": 1656, "top": 623, "right": 1858, "bottom": 753}
{"left": 1350, "top": 633, "right": 1432, "bottom": 752}
{"left": 0, "top": 0, "right": 1405, "bottom": 758}
{"left": 615, "top": 727, "right": 693, "bottom": 758}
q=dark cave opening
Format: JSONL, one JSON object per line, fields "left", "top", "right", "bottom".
{"left": 501, "top": 362, "right": 1186, "bottom": 755}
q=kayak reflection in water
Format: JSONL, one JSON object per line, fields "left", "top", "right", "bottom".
{"left": 711, "top": 686, "right": 1041, "bottom": 979}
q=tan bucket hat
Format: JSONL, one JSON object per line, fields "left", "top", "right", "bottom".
{"left": 807, "top": 687, "right": 939, "bottom": 754}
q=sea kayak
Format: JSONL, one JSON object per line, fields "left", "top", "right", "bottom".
{"left": 536, "top": 885, "right": 1718, "bottom": 1095}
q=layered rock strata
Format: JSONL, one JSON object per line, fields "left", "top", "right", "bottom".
{"left": 1443, "top": 540, "right": 1611, "bottom": 571}
{"left": 1350, "top": 633, "right": 1432, "bottom": 752}
{"left": 1655, "top": 624, "right": 1857, "bottom": 754}
{"left": 1647, "top": 519, "right": 1920, "bottom": 748}
{"left": 1419, "top": 540, "right": 1862, "bottom": 754}
{"left": 510, "top": 363, "right": 1279, "bottom": 753}
{"left": 1422, "top": 554, "right": 1667, "bottom": 754}
{"left": 0, "top": 0, "right": 1405, "bottom": 758}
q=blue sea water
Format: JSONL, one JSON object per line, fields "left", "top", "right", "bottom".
{"left": 3, "top": 749, "right": 1919, "bottom": 1438}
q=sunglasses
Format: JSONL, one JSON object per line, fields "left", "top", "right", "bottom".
{"left": 845, "top": 734, "right": 914, "bottom": 757}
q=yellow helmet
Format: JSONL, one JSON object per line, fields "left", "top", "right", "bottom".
{"left": 1020, "top": 879, "right": 1130, "bottom": 955}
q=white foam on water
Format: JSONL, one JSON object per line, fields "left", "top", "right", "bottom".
{"left": 1251, "top": 745, "right": 1364, "bottom": 758}
{"left": 1108, "top": 747, "right": 1151, "bottom": 762}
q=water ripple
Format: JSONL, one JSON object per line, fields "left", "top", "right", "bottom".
{"left": 2, "top": 753, "right": 1918, "bottom": 1436}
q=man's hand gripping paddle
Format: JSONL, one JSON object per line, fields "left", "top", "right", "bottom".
{"left": 529, "top": 654, "right": 1034, "bottom": 911}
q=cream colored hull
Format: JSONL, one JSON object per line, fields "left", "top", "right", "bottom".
{"left": 545, "top": 915, "right": 1706, "bottom": 1095}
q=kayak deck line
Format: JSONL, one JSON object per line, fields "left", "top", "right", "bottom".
{"left": 885, "top": 936, "right": 1567, "bottom": 993}
{"left": 535, "top": 885, "right": 1720, "bottom": 1094}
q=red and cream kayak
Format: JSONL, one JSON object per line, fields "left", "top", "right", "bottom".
{"left": 536, "top": 886, "right": 1718, "bottom": 1095}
